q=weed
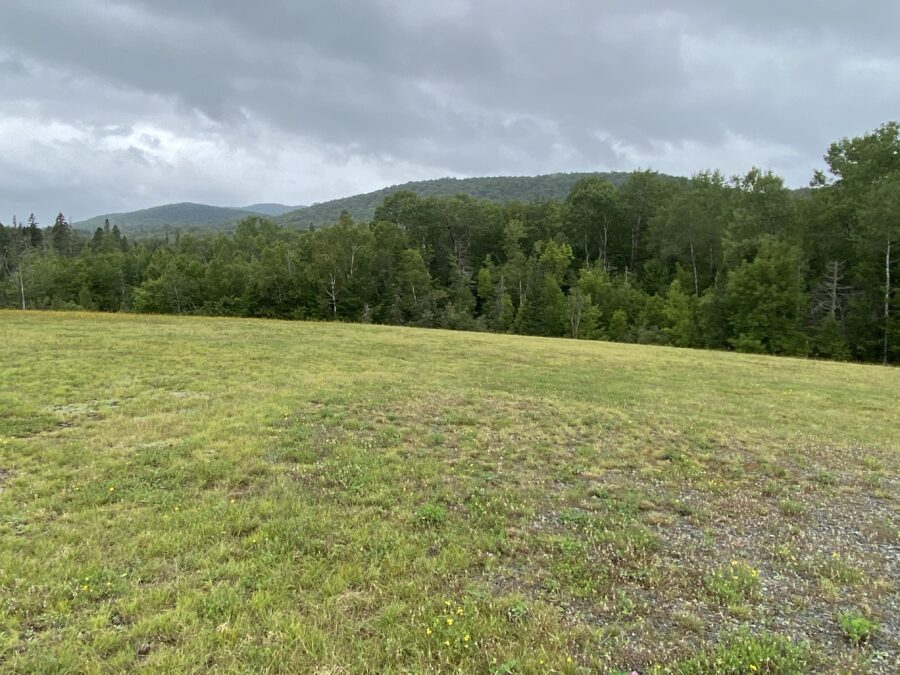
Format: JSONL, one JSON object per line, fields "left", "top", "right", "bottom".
{"left": 778, "top": 498, "right": 806, "bottom": 517}
{"left": 705, "top": 561, "right": 760, "bottom": 605}
{"left": 802, "top": 552, "right": 863, "bottom": 586}
{"left": 672, "top": 630, "right": 811, "bottom": 674}
{"left": 838, "top": 610, "right": 878, "bottom": 645}
{"left": 674, "top": 611, "right": 705, "bottom": 634}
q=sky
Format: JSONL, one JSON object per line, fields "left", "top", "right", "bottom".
{"left": 1, "top": 1, "right": 898, "bottom": 225}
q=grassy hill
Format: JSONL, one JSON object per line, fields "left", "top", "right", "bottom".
{"left": 1, "top": 311, "right": 897, "bottom": 672}
{"left": 275, "top": 172, "right": 661, "bottom": 228}
{"left": 74, "top": 202, "right": 277, "bottom": 235}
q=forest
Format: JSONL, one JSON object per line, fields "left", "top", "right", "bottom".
{"left": 2, "top": 122, "right": 898, "bottom": 364}
{"left": 271, "top": 171, "right": 646, "bottom": 228}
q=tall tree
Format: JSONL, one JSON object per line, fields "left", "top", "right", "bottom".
{"left": 858, "top": 175, "right": 900, "bottom": 364}
{"left": 26, "top": 213, "right": 42, "bottom": 248}
{"left": 563, "top": 177, "right": 621, "bottom": 269}
{"left": 619, "top": 170, "right": 669, "bottom": 275}
{"left": 726, "top": 237, "right": 808, "bottom": 355}
{"left": 648, "top": 172, "right": 729, "bottom": 295}
{"left": 305, "top": 214, "right": 374, "bottom": 319}
{"left": 50, "top": 212, "right": 76, "bottom": 256}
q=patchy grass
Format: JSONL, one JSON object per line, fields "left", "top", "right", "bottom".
{"left": 0, "top": 310, "right": 898, "bottom": 673}
{"left": 838, "top": 610, "right": 879, "bottom": 646}
{"left": 704, "top": 561, "right": 760, "bottom": 607}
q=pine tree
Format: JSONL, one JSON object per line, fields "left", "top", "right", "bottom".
{"left": 26, "top": 213, "right": 42, "bottom": 248}
{"left": 50, "top": 212, "right": 75, "bottom": 256}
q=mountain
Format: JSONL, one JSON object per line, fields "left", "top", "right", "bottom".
{"left": 239, "top": 203, "right": 300, "bottom": 217}
{"left": 274, "top": 172, "right": 656, "bottom": 228}
{"left": 74, "top": 202, "right": 269, "bottom": 234}
{"left": 75, "top": 173, "right": 685, "bottom": 235}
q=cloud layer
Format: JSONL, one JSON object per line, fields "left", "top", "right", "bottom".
{"left": 1, "top": 0, "right": 898, "bottom": 224}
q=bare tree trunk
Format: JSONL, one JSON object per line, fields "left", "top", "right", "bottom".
{"left": 328, "top": 274, "right": 338, "bottom": 317}
{"left": 600, "top": 220, "right": 609, "bottom": 271}
{"left": 828, "top": 260, "right": 839, "bottom": 318}
{"left": 689, "top": 240, "right": 699, "bottom": 296}
{"left": 567, "top": 290, "right": 583, "bottom": 339}
{"left": 349, "top": 244, "right": 361, "bottom": 279}
{"left": 630, "top": 215, "right": 642, "bottom": 274}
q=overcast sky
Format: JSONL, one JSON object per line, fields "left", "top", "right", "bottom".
{"left": 1, "top": 1, "right": 898, "bottom": 225}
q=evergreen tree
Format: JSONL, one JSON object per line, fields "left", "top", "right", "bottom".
{"left": 26, "top": 213, "right": 43, "bottom": 248}
{"left": 663, "top": 279, "right": 696, "bottom": 347}
{"left": 50, "top": 212, "right": 75, "bottom": 256}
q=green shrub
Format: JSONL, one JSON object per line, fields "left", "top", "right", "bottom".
{"left": 837, "top": 610, "right": 878, "bottom": 645}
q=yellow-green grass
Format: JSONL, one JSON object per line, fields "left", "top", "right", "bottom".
{"left": 1, "top": 310, "right": 897, "bottom": 673}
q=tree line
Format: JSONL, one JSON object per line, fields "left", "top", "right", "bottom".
{"left": 2, "top": 123, "right": 898, "bottom": 364}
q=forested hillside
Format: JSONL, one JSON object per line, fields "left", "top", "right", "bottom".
{"left": 73, "top": 202, "right": 290, "bottom": 234}
{"left": 274, "top": 172, "right": 652, "bottom": 228}
{"left": 70, "top": 174, "right": 654, "bottom": 235}
{"left": 2, "top": 123, "right": 898, "bottom": 364}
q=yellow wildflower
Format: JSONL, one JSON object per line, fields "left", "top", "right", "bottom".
{"left": 447, "top": 618, "right": 453, "bottom": 626}
{"left": 464, "top": 634, "right": 470, "bottom": 642}
{"left": 426, "top": 628, "right": 432, "bottom": 635}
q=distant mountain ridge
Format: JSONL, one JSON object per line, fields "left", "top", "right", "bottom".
{"left": 239, "top": 203, "right": 300, "bottom": 217}
{"left": 75, "top": 172, "right": 685, "bottom": 234}
{"left": 274, "top": 172, "right": 657, "bottom": 228}
{"left": 74, "top": 202, "right": 299, "bottom": 234}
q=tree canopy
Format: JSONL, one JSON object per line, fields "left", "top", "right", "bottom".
{"left": 3, "top": 123, "right": 898, "bottom": 364}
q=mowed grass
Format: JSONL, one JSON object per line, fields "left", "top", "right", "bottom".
{"left": 1, "top": 311, "right": 897, "bottom": 674}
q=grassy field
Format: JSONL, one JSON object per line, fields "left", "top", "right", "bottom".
{"left": 1, "top": 311, "right": 897, "bottom": 673}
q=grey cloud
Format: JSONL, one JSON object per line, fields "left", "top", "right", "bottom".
{"left": 0, "top": 54, "right": 29, "bottom": 77}
{"left": 0, "top": 0, "right": 897, "bottom": 223}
